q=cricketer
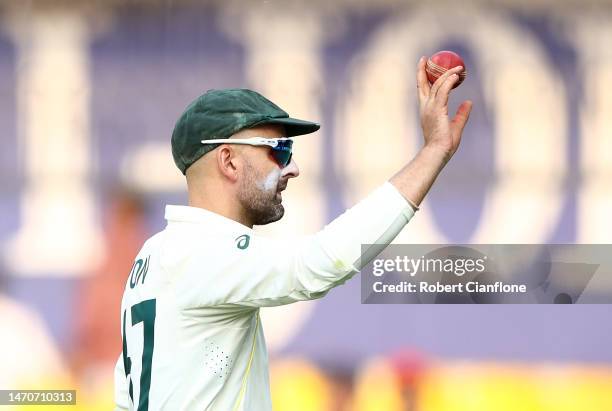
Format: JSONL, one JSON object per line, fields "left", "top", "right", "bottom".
{"left": 114, "top": 59, "right": 471, "bottom": 410}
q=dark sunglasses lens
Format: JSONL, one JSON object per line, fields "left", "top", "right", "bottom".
{"left": 272, "top": 150, "right": 292, "bottom": 167}
{"left": 271, "top": 140, "right": 293, "bottom": 167}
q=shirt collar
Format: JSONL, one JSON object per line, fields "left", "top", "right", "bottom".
{"left": 164, "top": 205, "right": 253, "bottom": 232}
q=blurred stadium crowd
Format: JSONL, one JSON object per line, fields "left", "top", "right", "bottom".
{"left": 1, "top": 0, "right": 612, "bottom": 409}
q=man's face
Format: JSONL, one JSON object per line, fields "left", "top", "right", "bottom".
{"left": 234, "top": 125, "right": 300, "bottom": 225}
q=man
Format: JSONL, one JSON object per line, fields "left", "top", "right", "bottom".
{"left": 114, "top": 59, "right": 471, "bottom": 410}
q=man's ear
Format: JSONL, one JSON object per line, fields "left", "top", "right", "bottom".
{"left": 216, "top": 145, "right": 239, "bottom": 182}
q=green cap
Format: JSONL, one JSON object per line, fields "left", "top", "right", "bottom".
{"left": 171, "top": 88, "right": 320, "bottom": 174}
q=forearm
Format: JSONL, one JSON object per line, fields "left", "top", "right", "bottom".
{"left": 316, "top": 182, "right": 414, "bottom": 272}
{"left": 389, "top": 144, "right": 449, "bottom": 208}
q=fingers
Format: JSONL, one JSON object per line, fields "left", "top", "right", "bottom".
{"left": 416, "top": 56, "right": 430, "bottom": 103}
{"left": 434, "top": 73, "right": 460, "bottom": 109}
{"left": 430, "top": 65, "right": 463, "bottom": 97}
{"left": 450, "top": 100, "right": 473, "bottom": 136}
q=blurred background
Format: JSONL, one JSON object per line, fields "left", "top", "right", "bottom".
{"left": 1, "top": 0, "right": 611, "bottom": 409}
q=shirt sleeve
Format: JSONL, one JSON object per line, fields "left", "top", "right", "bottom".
{"left": 168, "top": 182, "right": 415, "bottom": 307}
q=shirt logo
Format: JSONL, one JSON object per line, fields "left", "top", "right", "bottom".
{"left": 235, "top": 234, "right": 250, "bottom": 250}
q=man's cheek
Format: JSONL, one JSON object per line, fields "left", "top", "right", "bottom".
{"left": 260, "top": 169, "right": 281, "bottom": 192}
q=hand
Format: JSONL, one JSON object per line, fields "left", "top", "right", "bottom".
{"left": 416, "top": 56, "right": 472, "bottom": 162}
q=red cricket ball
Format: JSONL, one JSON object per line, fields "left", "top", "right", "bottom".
{"left": 425, "top": 50, "right": 467, "bottom": 89}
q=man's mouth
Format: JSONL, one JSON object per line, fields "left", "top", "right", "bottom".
{"left": 275, "top": 183, "right": 287, "bottom": 202}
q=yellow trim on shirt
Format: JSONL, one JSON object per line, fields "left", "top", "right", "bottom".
{"left": 232, "top": 310, "right": 260, "bottom": 411}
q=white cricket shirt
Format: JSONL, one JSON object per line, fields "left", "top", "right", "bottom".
{"left": 114, "top": 182, "right": 414, "bottom": 410}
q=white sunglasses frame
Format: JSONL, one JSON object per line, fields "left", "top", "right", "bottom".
{"left": 200, "top": 137, "right": 293, "bottom": 148}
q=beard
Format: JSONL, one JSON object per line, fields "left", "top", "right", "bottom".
{"left": 237, "top": 161, "right": 286, "bottom": 226}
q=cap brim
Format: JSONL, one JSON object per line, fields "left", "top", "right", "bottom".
{"left": 261, "top": 117, "right": 320, "bottom": 137}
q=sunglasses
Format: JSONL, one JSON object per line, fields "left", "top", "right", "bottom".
{"left": 201, "top": 137, "right": 294, "bottom": 168}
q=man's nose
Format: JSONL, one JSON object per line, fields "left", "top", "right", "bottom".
{"left": 282, "top": 159, "right": 300, "bottom": 179}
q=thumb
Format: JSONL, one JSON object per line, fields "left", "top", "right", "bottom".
{"left": 451, "top": 100, "right": 473, "bottom": 136}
